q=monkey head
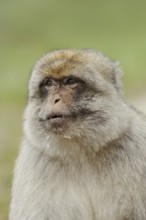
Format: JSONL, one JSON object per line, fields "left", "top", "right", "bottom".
{"left": 24, "top": 49, "right": 129, "bottom": 153}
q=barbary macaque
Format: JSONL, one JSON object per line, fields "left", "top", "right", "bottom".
{"left": 9, "top": 49, "right": 146, "bottom": 220}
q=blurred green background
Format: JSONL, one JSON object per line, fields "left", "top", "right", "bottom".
{"left": 0, "top": 0, "right": 146, "bottom": 219}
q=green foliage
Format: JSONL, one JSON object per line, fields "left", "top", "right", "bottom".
{"left": 0, "top": 0, "right": 146, "bottom": 219}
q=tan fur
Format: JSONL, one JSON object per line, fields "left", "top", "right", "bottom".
{"left": 9, "top": 49, "right": 146, "bottom": 220}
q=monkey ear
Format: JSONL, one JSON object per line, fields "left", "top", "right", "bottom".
{"left": 95, "top": 51, "right": 123, "bottom": 92}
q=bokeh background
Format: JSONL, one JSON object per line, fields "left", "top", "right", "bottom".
{"left": 0, "top": 0, "right": 146, "bottom": 219}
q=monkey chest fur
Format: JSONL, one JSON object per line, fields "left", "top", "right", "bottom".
{"left": 11, "top": 146, "right": 135, "bottom": 220}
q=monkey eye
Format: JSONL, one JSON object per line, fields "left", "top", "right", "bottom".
{"left": 39, "top": 78, "right": 55, "bottom": 96}
{"left": 45, "top": 78, "right": 53, "bottom": 87}
{"left": 40, "top": 77, "right": 54, "bottom": 88}
{"left": 63, "top": 77, "right": 77, "bottom": 86}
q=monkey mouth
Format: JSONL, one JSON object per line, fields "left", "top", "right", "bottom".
{"left": 47, "top": 114, "right": 72, "bottom": 128}
{"left": 45, "top": 114, "right": 72, "bottom": 133}
{"left": 47, "top": 114, "right": 64, "bottom": 123}
{"left": 41, "top": 112, "right": 74, "bottom": 132}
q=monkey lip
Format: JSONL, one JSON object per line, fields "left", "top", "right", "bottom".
{"left": 48, "top": 114, "right": 63, "bottom": 120}
{"left": 47, "top": 114, "right": 70, "bottom": 126}
{"left": 48, "top": 114, "right": 63, "bottom": 122}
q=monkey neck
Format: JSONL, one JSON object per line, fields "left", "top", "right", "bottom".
{"left": 24, "top": 128, "right": 130, "bottom": 166}
{"left": 23, "top": 128, "right": 132, "bottom": 178}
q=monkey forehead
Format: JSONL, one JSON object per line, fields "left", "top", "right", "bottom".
{"left": 34, "top": 50, "right": 86, "bottom": 79}
{"left": 33, "top": 49, "right": 121, "bottom": 80}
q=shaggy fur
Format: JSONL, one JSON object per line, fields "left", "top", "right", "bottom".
{"left": 9, "top": 49, "right": 146, "bottom": 220}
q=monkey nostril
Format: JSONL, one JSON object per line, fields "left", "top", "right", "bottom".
{"left": 54, "top": 98, "right": 60, "bottom": 104}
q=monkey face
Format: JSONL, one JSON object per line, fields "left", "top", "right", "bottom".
{"left": 24, "top": 49, "right": 128, "bottom": 149}
{"left": 37, "top": 76, "right": 86, "bottom": 133}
